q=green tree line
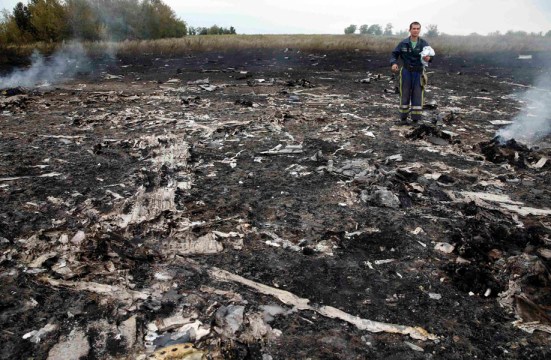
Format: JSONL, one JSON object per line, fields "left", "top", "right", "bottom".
{"left": 0, "top": 0, "right": 188, "bottom": 44}
{"left": 344, "top": 23, "right": 439, "bottom": 37}
{"left": 188, "top": 25, "right": 236, "bottom": 36}
{"left": 345, "top": 22, "right": 551, "bottom": 38}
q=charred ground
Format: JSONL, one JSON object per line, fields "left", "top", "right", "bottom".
{"left": 1, "top": 49, "right": 551, "bottom": 359}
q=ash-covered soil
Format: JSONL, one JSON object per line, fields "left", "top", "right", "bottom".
{"left": 1, "top": 49, "right": 551, "bottom": 360}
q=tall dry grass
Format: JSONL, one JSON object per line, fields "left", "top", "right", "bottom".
{"left": 108, "top": 34, "right": 551, "bottom": 56}
{"left": 3, "top": 34, "right": 551, "bottom": 62}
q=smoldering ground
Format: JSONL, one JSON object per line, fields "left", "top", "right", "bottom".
{"left": 497, "top": 72, "right": 551, "bottom": 145}
{"left": 1, "top": 49, "right": 551, "bottom": 360}
{"left": 0, "top": 42, "right": 91, "bottom": 88}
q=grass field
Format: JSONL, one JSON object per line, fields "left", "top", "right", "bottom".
{"left": 2, "top": 33, "right": 551, "bottom": 62}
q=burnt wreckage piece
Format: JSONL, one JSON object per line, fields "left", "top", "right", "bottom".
{"left": 479, "top": 136, "right": 533, "bottom": 167}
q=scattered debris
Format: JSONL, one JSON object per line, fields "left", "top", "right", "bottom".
{"left": 2, "top": 49, "right": 551, "bottom": 359}
{"left": 209, "top": 268, "right": 438, "bottom": 341}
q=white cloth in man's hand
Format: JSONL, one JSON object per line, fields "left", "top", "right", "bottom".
{"left": 420, "top": 46, "right": 435, "bottom": 67}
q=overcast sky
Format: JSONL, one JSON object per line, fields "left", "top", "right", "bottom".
{"left": 2, "top": 0, "right": 551, "bottom": 36}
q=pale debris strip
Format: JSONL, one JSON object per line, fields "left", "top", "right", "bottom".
{"left": 209, "top": 268, "right": 438, "bottom": 341}
{"left": 41, "top": 277, "right": 150, "bottom": 304}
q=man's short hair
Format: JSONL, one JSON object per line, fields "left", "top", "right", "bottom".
{"left": 409, "top": 22, "right": 421, "bottom": 30}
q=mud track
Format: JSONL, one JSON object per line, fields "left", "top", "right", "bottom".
{"left": 1, "top": 49, "right": 551, "bottom": 359}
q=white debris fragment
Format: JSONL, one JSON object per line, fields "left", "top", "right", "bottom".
{"left": 261, "top": 231, "right": 301, "bottom": 252}
{"left": 341, "top": 113, "right": 362, "bottom": 120}
{"left": 215, "top": 305, "right": 245, "bottom": 337}
{"left": 530, "top": 156, "right": 547, "bottom": 169}
{"left": 58, "top": 234, "right": 69, "bottom": 244}
{"left": 28, "top": 252, "right": 58, "bottom": 268}
{"left": 374, "top": 259, "right": 395, "bottom": 265}
{"left": 187, "top": 78, "right": 209, "bottom": 85}
{"left": 119, "top": 316, "right": 137, "bottom": 349}
{"left": 163, "top": 232, "right": 224, "bottom": 255}
{"left": 450, "top": 191, "right": 551, "bottom": 216}
{"left": 156, "top": 314, "right": 195, "bottom": 332}
{"left": 23, "top": 323, "right": 58, "bottom": 343}
{"left": 70, "top": 231, "right": 86, "bottom": 245}
{"left": 265, "top": 240, "right": 281, "bottom": 248}
{"left": 404, "top": 341, "right": 425, "bottom": 352}
{"left": 458, "top": 191, "right": 523, "bottom": 205}
{"left": 538, "top": 248, "right": 551, "bottom": 259}
{"left": 434, "top": 242, "right": 455, "bottom": 254}
{"left": 42, "top": 278, "right": 149, "bottom": 304}
{"left": 104, "top": 74, "right": 123, "bottom": 80}
{"left": 489, "top": 120, "right": 513, "bottom": 125}
{"left": 500, "top": 204, "right": 551, "bottom": 217}
{"left": 199, "top": 84, "right": 218, "bottom": 92}
{"left": 512, "top": 320, "right": 551, "bottom": 334}
{"left": 386, "top": 154, "right": 403, "bottom": 162}
{"left": 0, "top": 172, "right": 62, "bottom": 182}
{"left": 105, "top": 190, "right": 123, "bottom": 199}
{"left": 154, "top": 272, "right": 173, "bottom": 281}
{"left": 362, "top": 128, "right": 376, "bottom": 138}
{"left": 315, "top": 240, "right": 334, "bottom": 255}
{"left": 47, "top": 196, "right": 64, "bottom": 205}
{"left": 428, "top": 293, "right": 442, "bottom": 300}
{"left": 47, "top": 329, "right": 90, "bottom": 360}
{"left": 260, "top": 144, "right": 303, "bottom": 155}
{"left": 180, "top": 320, "right": 210, "bottom": 341}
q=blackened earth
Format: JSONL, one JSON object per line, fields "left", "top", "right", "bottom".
{"left": 1, "top": 49, "right": 550, "bottom": 359}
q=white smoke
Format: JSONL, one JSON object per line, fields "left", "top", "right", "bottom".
{"left": 497, "top": 74, "right": 551, "bottom": 145}
{"left": 0, "top": 42, "right": 90, "bottom": 88}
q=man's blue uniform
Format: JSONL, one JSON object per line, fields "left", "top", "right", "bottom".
{"left": 390, "top": 37, "right": 431, "bottom": 121}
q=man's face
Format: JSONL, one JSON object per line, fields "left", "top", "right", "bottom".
{"left": 410, "top": 25, "right": 421, "bottom": 37}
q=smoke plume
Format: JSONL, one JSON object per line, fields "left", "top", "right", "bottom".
{"left": 496, "top": 73, "right": 551, "bottom": 145}
{"left": 0, "top": 42, "right": 90, "bottom": 88}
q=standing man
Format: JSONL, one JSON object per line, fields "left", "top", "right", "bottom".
{"left": 390, "top": 22, "right": 433, "bottom": 123}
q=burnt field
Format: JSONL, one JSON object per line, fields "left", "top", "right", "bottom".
{"left": 1, "top": 48, "right": 551, "bottom": 359}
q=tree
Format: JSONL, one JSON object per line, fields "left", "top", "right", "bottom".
{"left": 425, "top": 24, "right": 439, "bottom": 37}
{"left": 28, "top": 0, "right": 69, "bottom": 42}
{"left": 367, "top": 24, "right": 382, "bottom": 35}
{"left": 506, "top": 30, "right": 528, "bottom": 36}
{"left": 359, "top": 24, "right": 368, "bottom": 34}
{"left": 13, "top": 2, "right": 34, "bottom": 35}
{"left": 0, "top": 0, "right": 188, "bottom": 43}
{"left": 207, "top": 24, "right": 220, "bottom": 35}
{"left": 65, "top": 0, "right": 101, "bottom": 40}
{"left": 545, "top": 30, "right": 551, "bottom": 37}
{"left": 139, "top": 0, "right": 186, "bottom": 39}
{"left": 344, "top": 24, "right": 357, "bottom": 34}
{"left": 383, "top": 23, "right": 393, "bottom": 36}
{"left": 1, "top": 8, "right": 32, "bottom": 43}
